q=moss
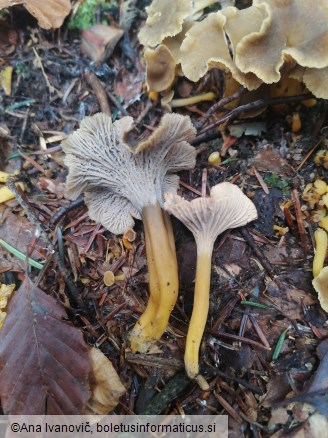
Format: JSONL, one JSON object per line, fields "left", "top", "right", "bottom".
{"left": 68, "top": 0, "right": 118, "bottom": 30}
{"left": 263, "top": 172, "right": 291, "bottom": 196}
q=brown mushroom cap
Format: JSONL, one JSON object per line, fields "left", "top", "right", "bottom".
{"left": 164, "top": 182, "right": 258, "bottom": 251}
{"left": 180, "top": 12, "right": 262, "bottom": 89}
{"left": 235, "top": 0, "right": 328, "bottom": 84}
{"left": 0, "top": 0, "right": 71, "bottom": 29}
{"left": 144, "top": 45, "right": 177, "bottom": 92}
{"left": 138, "top": 0, "right": 192, "bottom": 47}
{"left": 62, "top": 113, "right": 196, "bottom": 234}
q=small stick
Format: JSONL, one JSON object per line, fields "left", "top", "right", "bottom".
{"left": 85, "top": 71, "right": 111, "bottom": 115}
{"left": 249, "top": 316, "right": 271, "bottom": 349}
{"left": 196, "top": 87, "right": 247, "bottom": 129}
{"left": 253, "top": 166, "right": 269, "bottom": 194}
{"left": 240, "top": 227, "right": 277, "bottom": 279}
{"left": 107, "top": 89, "right": 129, "bottom": 116}
{"left": 213, "top": 391, "right": 243, "bottom": 424}
{"left": 6, "top": 178, "right": 83, "bottom": 306}
{"left": 296, "top": 133, "right": 327, "bottom": 171}
{"left": 292, "top": 189, "right": 308, "bottom": 254}
{"left": 50, "top": 196, "right": 84, "bottom": 225}
{"left": 214, "top": 331, "right": 271, "bottom": 351}
{"left": 179, "top": 180, "right": 202, "bottom": 196}
{"left": 192, "top": 94, "right": 314, "bottom": 145}
{"left": 139, "top": 372, "right": 191, "bottom": 415}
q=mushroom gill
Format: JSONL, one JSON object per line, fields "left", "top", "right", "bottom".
{"left": 62, "top": 113, "right": 197, "bottom": 353}
{"left": 164, "top": 182, "right": 257, "bottom": 388}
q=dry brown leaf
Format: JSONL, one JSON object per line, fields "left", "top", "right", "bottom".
{"left": 0, "top": 0, "right": 71, "bottom": 29}
{"left": 0, "top": 278, "right": 91, "bottom": 414}
{"left": 0, "top": 209, "right": 46, "bottom": 272}
{"left": 84, "top": 347, "right": 125, "bottom": 415}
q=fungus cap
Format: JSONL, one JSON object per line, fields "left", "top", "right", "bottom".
{"left": 312, "top": 266, "right": 328, "bottom": 312}
{"left": 164, "top": 182, "right": 258, "bottom": 250}
{"left": 0, "top": 0, "right": 71, "bottom": 29}
{"left": 180, "top": 12, "right": 262, "bottom": 89}
{"left": 62, "top": 113, "right": 196, "bottom": 234}
{"left": 235, "top": 0, "right": 328, "bottom": 84}
{"left": 138, "top": 0, "right": 192, "bottom": 47}
{"left": 144, "top": 45, "right": 177, "bottom": 92}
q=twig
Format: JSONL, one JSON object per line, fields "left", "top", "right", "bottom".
{"left": 296, "top": 133, "right": 327, "bottom": 171}
{"left": 85, "top": 72, "right": 111, "bottom": 115}
{"left": 292, "top": 189, "right": 308, "bottom": 254}
{"left": 240, "top": 227, "right": 277, "bottom": 279}
{"left": 6, "top": 178, "right": 83, "bottom": 306}
{"left": 195, "top": 87, "right": 247, "bottom": 129}
{"left": 50, "top": 196, "right": 84, "bottom": 225}
{"left": 213, "top": 331, "right": 271, "bottom": 351}
{"left": 191, "top": 94, "right": 314, "bottom": 146}
{"left": 213, "top": 391, "right": 244, "bottom": 424}
{"left": 106, "top": 89, "right": 129, "bottom": 116}
{"left": 139, "top": 372, "right": 191, "bottom": 415}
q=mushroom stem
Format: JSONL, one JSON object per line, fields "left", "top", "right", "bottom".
{"left": 130, "top": 202, "right": 179, "bottom": 352}
{"left": 184, "top": 243, "right": 212, "bottom": 388}
{"left": 129, "top": 219, "right": 161, "bottom": 352}
{"left": 170, "top": 92, "right": 215, "bottom": 108}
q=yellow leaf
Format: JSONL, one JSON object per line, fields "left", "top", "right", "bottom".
{"left": 0, "top": 66, "right": 13, "bottom": 96}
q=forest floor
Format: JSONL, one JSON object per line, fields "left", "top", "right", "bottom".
{"left": 0, "top": 2, "right": 328, "bottom": 437}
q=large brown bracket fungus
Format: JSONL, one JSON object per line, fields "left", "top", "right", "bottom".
{"left": 164, "top": 182, "right": 258, "bottom": 388}
{"left": 62, "top": 113, "right": 196, "bottom": 353}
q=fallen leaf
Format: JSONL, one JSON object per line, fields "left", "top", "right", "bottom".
{"left": 0, "top": 209, "right": 46, "bottom": 272}
{"left": 84, "top": 347, "right": 125, "bottom": 415}
{"left": 0, "top": 66, "right": 13, "bottom": 96}
{"left": 0, "top": 278, "right": 91, "bottom": 414}
{"left": 0, "top": 0, "right": 72, "bottom": 30}
{"left": 253, "top": 148, "right": 293, "bottom": 176}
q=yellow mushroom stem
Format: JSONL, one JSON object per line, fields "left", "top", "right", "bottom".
{"left": 313, "top": 228, "right": 328, "bottom": 277}
{"left": 129, "top": 219, "right": 161, "bottom": 352}
{"left": 129, "top": 202, "right": 178, "bottom": 352}
{"left": 170, "top": 92, "right": 215, "bottom": 108}
{"left": 184, "top": 242, "right": 212, "bottom": 390}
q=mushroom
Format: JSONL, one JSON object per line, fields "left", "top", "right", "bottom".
{"left": 313, "top": 228, "right": 328, "bottom": 278}
{"left": 235, "top": 0, "right": 328, "bottom": 84}
{"left": 103, "top": 270, "right": 125, "bottom": 287}
{"left": 0, "top": 0, "right": 71, "bottom": 29}
{"left": 180, "top": 11, "right": 263, "bottom": 90}
{"left": 62, "top": 112, "right": 196, "bottom": 352}
{"left": 138, "top": 0, "right": 192, "bottom": 48}
{"left": 164, "top": 182, "right": 257, "bottom": 387}
{"left": 313, "top": 266, "right": 328, "bottom": 312}
{"left": 144, "top": 45, "right": 177, "bottom": 92}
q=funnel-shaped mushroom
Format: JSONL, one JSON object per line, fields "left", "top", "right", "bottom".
{"left": 62, "top": 113, "right": 196, "bottom": 352}
{"left": 164, "top": 182, "right": 257, "bottom": 386}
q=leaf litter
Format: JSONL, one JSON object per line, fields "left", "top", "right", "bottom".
{"left": 0, "top": 0, "right": 327, "bottom": 434}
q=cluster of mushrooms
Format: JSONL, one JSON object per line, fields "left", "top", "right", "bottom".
{"left": 140, "top": 0, "right": 328, "bottom": 100}
{"left": 63, "top": 113, "right": 257, "bottom": 388}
